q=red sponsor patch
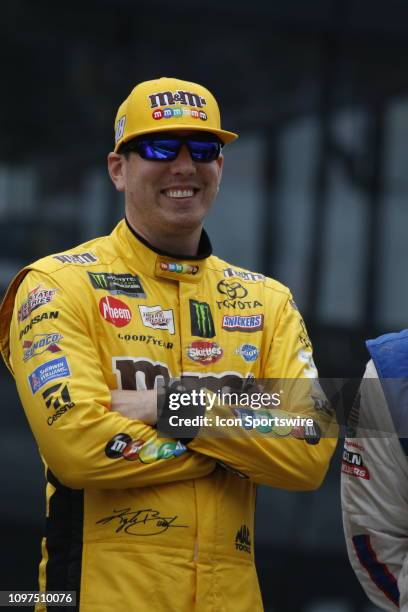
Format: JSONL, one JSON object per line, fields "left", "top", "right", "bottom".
{"left": 345, "top": 440, "right": 365, "bottom": 452}
{"left": 99, "top": 296, "right": 131, "bottom": 327}
{"left": 123, "top": 439, "right": 145, "bottom": 461}
{"left": 341, "top": 461, "right": 370, "bottom": 480}
{"left": 18, "top": 284, "right": 57, "bottom": 322}
{"left": 187, "top": 341, "right": 223, "bottom": 365}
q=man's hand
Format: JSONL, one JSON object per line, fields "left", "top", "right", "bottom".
{"left": 110, "top": 389, "right": 158, "bottom": 426}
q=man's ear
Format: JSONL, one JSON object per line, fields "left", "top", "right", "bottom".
{"left": 107, "top": 152, "right": 126, "bottom": 192}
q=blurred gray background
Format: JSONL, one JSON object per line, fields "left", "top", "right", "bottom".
{"left": 2, "top": 0, "right": 408, "bottom": 609}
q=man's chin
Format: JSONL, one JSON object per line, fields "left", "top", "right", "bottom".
{"left": 163, "top": 210, "right": 205, "bottom": 233}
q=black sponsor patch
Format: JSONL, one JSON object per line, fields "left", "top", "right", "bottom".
{"left": 117, "top": 333, "right": 173, "bottom": 349}
{"left": 190, "top": 300, "right": 215, "bottom": 338}
{"left": 341, "top": 447, "right": 370, "bottom": 479}
{"left": 105, "top": 433, "right": 132, "bottom": 459}
{"left": 88, "top": 272, "right": 146, "bottom": 298}
{"left": 43, "top": 383, "right": 71, "bottom": 409}
{"left": 217, "top": 280, "right": 248, "bottom": 300}
{"left": 42, "top": 383, "right": 75, "bottom": 426}
{"left": 216, "top": 300, "right": 262, "bottom": 310}
{"left": 19, "top": 311, "right": 59, "bottom": 339}
{"left": 223, "top": 267, "right": 264, "bottom": 282}
{"left": 304, "top": 420, "right": 321, "bottom": 445}
{"left": 235, "top": 525, "right": 251, "bottom": 553}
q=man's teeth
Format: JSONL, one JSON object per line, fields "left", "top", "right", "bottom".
{"left": 164, "top": 189, "right": 194, "bottom": 198}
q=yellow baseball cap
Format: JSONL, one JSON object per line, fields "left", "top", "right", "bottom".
{"left": 113, "top": 77, "right": 238, "bottom": 152}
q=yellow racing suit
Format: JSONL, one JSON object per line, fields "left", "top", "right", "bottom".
{"left": 0, "top": 219, "right": 337, "bottom": 611}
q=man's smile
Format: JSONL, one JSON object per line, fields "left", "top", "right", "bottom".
{"left": 161, "top": 186, "right": 200, "bottom": 199}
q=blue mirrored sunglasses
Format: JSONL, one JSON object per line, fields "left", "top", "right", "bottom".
{"left": 121, "top": 133, "right": 223, "bottom": 163}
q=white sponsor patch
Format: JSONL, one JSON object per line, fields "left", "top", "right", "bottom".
{"left": 223, "top": 267, "right": 264, "bottom": 282}
{"left": 115, "top": 115, "right": 126, "bottom": 142}
{"left": 53, "top": 252, "right": 98, "bottom": 265}
{"left": 18, "top": 285, "right": 58, "bottom": 322}
{"left": 297, "top": 349, "right": 318, "bottom": 378}
{"left": 139, "top": 305, "right": 175, "bottom": 334}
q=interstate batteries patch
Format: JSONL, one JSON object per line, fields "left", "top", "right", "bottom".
{"left": 88, "top": 272, "right": 146, "bottom": 298}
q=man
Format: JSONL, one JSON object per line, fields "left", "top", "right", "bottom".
{"left": 342, "top": 331, "right": 408, "bottom": 610}
{"left": 0, "top": 77, "right": 337, "bottom": 611}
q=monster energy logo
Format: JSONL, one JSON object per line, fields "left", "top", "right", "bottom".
{"left": 88, "top": 272, "right": 146, "bottom": 298}
{"left": 190, "top": 300, "right": 215, "bottom": 338}
{"left": 90, "top": 273, "right": 109, "bottom": 289}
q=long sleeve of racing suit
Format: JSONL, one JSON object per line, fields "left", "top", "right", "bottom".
{"left": 185, "top": 294, "right": 338, "bottom": 491}
{"left": 7, "top": 270, "right": 216, "bottom": 490}
{"left": 342, "top": 360, "right": 408, "bottom": 611}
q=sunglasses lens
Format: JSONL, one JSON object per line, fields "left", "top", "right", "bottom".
{"left": 138, "top": 140, "right": 180, "bottom": 160}
{"left": 188, "top": 140, "right": 221, "bottom": 162}
{"left": 132, "top": 135, "right": 222, "bottom": 162}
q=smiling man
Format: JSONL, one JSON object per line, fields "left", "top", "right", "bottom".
{"left": 0, "top": 77, "right": 337, "bottom": 611}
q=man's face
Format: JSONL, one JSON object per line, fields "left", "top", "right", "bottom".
{"left": 108, "top": 131, "right": 224, "bottom": 239}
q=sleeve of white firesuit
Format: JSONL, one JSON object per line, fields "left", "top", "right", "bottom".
{"left": 8, "top": 270, "right": 216, "bottom": 490}
{"left": 183, "top": 294, "right": 338, "bottom": 491}
{"left": 342, "top": 360, "right": 408, "bottom": 611}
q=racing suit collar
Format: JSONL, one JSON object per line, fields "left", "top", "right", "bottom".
{"left": 124, "top": 217, "right": 212, "bottom": 260}
{"left": 117, "top": 218, "right": 212, "bottom": 282}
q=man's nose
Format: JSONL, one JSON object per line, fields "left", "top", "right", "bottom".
{"left": 170, "top": 145, "right": 196, "bottom": 175}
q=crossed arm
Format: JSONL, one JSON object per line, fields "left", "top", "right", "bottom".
{"left": 111, "top": 389, "right": 158, "bottom": 425}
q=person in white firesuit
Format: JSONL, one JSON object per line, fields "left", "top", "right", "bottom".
{"left": 342, "top": 330, "right": 408, "bottom": 611}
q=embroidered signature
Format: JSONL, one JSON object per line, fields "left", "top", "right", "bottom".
{"left": 96, "top": 507, "right": 188, "bottom": 536}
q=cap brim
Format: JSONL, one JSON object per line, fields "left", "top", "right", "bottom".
{"left": 115, "top": 125, "right": 239, "bottom": 152}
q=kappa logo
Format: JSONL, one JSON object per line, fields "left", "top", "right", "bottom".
{"left": 53, "top": 252, "right": 98, "bottom": 265}
{"left": 223, "top": 268, "right": 265, "bottom": 282}
{"left": 190, "top": 300, "right": 215, "bottom": 338}
{"left": 42, "top": 383, "right": 75, "bottom": 426}
{"left": 139, "top": 305, "right": 175, "bottom": 335}
{"left": 88, "top": 272, "right": 146, "bottom": 298}
{"left": 18, "top": 285, "right": 58, "bottom": 322}
{"left": 235, "top": 525, "right": 251, "bottom": 554}
{"left": 23, "top": 332, "right": 63, "bottom": 361}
